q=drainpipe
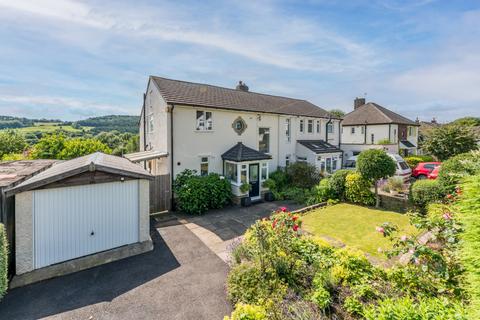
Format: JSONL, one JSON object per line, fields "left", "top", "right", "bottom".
{"left": 325, "top": 117, "right": 332, "bottom": 142}
{"left": 142, "top": 93, "right": 147, "bottom": 170}
{"left": 170, "top": 104, "right": 175, "bottom": 210}
{"left": 388, "top": 124, "right": 391, "bottom": 143}
{"left": 364, "top": 121, "right": 367, "bottom": 144}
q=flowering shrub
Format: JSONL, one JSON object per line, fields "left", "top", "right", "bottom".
{"left": 410, "top": 179, "right": 445, "bottom": 213}
{"left": 223, "top": 303, "right": 267, "bottom": 320}
{"left": 344, "top": 172, "right": 376, "bottom": 206}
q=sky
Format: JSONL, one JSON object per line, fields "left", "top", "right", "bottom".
{"left": 0, "top": 0, "right": 479, "bottom": 122}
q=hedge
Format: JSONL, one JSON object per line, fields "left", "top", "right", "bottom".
{"left": 457, "top": 174, "right": 480, "bottom": 319}
{"left": 344, "top": 172, "right": 375, "bottom": 206}
{"left": 0, "top": 223, "right": 7, "bottom": 299}
{"left": 410, "top": 179, "right": 444, "bottom": 213}
{"left": 438, "top": 151, "right": 479, "bottom": 193}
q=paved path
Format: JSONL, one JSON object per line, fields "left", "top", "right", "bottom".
{"left": 0, "top": 223, "right": 231, "bottom": 320}
{"left": 161, "top": 201, "right": 302, "bottom": 263}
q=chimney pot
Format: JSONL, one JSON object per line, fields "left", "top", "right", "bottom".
{"left": 354, "top": 97, "right": 366, "bottom": 110}
{"left": 236, "top": 81, "right": 249, "bottom": 92}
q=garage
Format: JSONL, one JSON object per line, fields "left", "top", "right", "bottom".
{"left": 6, "top": 152, "right": 153, "bottom": 287}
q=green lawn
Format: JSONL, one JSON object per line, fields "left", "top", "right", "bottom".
{"left": 302, "top": 203, "right": 416, "bottom": 258}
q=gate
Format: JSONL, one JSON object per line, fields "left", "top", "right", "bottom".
{"left": 149, "top": 174, "right": 171, "bottom": 213}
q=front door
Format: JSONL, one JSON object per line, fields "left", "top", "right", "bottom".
{"left": 249, "top": 163, "right": 260, "bottom": 198}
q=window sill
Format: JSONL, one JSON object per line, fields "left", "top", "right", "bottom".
{"left": 194, "top": 130, "right": 214, "bottom": 133}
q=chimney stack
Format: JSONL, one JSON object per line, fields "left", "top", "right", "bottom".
{"left": 236, "top": 81, "right": 249, "bottom": 92}
{"left": 354, "top": 97, "right": 366, "bottom": 110}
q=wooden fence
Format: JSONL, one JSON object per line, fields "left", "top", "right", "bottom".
{"left": 149, "top": 174, "right": 171, "bottom": 213}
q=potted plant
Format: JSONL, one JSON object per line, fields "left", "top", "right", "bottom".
{"left": 239, "top": 182, "right": 252, "bottom": 207}
{"left": 262, "top": 179, "right": 275, "bottom": 201}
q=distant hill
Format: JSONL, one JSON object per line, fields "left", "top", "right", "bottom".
{"left": 75, "top": 115, "right": 139, "bottom": 134}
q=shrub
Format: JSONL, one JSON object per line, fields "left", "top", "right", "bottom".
{"left": 310, "top": 179, "right": 334, "bottom": 203}
{"left": 363, "top": 297, "right": 466, "bottom": 320}
{"left": 268, "top": 169, "right": 289, "bottom": 191}
{"left": 344, "top": 172, "right": 375, "bottom": 206}
{"left": 377, "top": 138, "right": 392, "bottom": 145}
{"left": 422, "top": 124, "right": 477, "bottom": 161}
{"left": 223, "top": 303, "right": 267, "bottom": 320}
{"left": 310, "top": 286, "right": 331, "bottom": 309}
{"left": 226, "top": 263, "right": 287, "bottom": 305}
{"left": 285, "top": 162, "right": 321, "bottom": 189}
{"left": 410, "top": 179, "right": 445, "bottom": 213}
{"left": 329, "top": 169, "right": 350, "bottom": 200}
{"left": 175, "top": 170, "right": 231, "bottom": 214}
{"left": 0, "top": 224, "right": 7, "bottom": 299}
{"left": 404, "top": 155, "right": 435, "bottom": 169}
{"left": 438, "top": 151, "right": 480, "bottom": 193}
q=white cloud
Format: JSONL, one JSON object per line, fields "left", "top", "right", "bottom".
{"left": 0, "top": 0, "right": 379, "bottom": 73}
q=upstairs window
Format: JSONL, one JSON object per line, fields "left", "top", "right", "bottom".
{"left": 196, "top": 110, "right": 213, "bottom": 131}
{"left": 259, "top": 127, "right": 270, "bottom": 153}
{"left": 307, "top": 120, "right": 313, "bottom": 133}
{"left": 371, "top": 133, "right": 375, "bottom": 144}
{"left": 327, "top": 123, "right": 334, "bottom": 134}
{"left": 351, "top": 127, "right": 355, "bottom": 134}
{"left": 299, "top": 119, "right": 304, "bottom": 133}
{"left": 361, "top": 126, "right": 365, "bottom": 134}
{"left": 316, "top": 120, "right": 320, "bottom": 133}
{"left": 285, "top": 118, "right": 291, "bottom": 142}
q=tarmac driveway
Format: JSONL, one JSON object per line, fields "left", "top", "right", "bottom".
{"left": 0, "top": 222, "right": 231, "bottom": 320}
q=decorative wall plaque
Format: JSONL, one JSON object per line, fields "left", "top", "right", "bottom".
{"left": 232, "top": 116, "right": 247, "bottom": 135}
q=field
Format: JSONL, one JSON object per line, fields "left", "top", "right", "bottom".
{"left": 7, "top": 123, "right": 92, "bottom": 134}
{"left": 302, "top": 203, "right": 416, "bottom": 258}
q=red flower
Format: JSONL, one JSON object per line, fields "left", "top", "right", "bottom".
{"left": 293, "top": 224, "right": 299, "bottom": 231}
{"left": 446, "top": 194, "right": 453, "bottom": 199}
{"left": 272, "top": 219, "right": 277, "bottom": 228}
{"left": 280, "top": 206, "right": 287, "bottom": 212}
{"left": 292, "top": 216, "right": 298, "bottom": 221}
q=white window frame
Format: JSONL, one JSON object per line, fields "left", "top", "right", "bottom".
{"left": 307, "top": 119, "right": 313, "bottom": 133}
{"left": 258, "top": 127, "right": 270, "bottom": 153}
{"left": 299, "top": 119, "right": 304, "bottom": 133}
{"left": 224, "top": 161, "right": 238, "bottom": 183}
{"left": 316, "top": 120, "right": 320, "bottom": 133}
{"left": 371, "top": 133, "right": 375, "bottom": 144}
{"left": 361, "top": 126, "right": 365, "bottom": 134}
{"left": 200, "top": 156, "right": 209, "bottom": 176}
{"left": 285, "top": 118, "right": 291, "bottom": 142}
{"left": 260, "top": 162, "right": 268, "bottom": 181}
{"left": 327, "top": 123, "right": 334, "bottom": 134}
{"left": 196, "top": 110, "right": 213, "bottom": 131}
{"left": 351, "top": 127, "right": 355, "bottom": 134}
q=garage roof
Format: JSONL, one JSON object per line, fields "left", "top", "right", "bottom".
{"left": 0, "top": 160, "right": 57, "bottom": 188}
{"left": 7, "top": 152, "right": 152, "bottom": 195}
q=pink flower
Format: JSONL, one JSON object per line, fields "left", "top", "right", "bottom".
{"left": 400, "top": 235, "right": 408, "bottom": 242}
{"left": 293, "top": 225, "right": 299, "bottom": 231}
{"left": 443, "top": 212, "right": 452, "bottom": 220}
{"left": 280, "top": 206, "right": 287, "bottom": 212}
{"left": 272, "top": 219, "right": 277, "bottom": 228}
{"left": 376, "top": 226, "right": 384, "bottom": 234}
{"left": 446, "top": 194, "right": 453, "bottom": 199}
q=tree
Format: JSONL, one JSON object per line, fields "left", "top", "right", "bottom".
{"left": 58, "top": 138, "right": 111, "bottom": 159}
{"left": 329, "top": 109, "right": 345, "bottom": 118}
{"left": 30, "top": 133, "right": 66, "bottom": 159}
{"left": 422, "top": 125, "right": 477, "bottom": 161}
{"left": 0, "top": 130, "right": 27, "bottom": 158}
{"left": 357, "top": 149, "right": 396, "bottom": 207}
{"left": 451, "top": 117, "right": 480, "bottom": 127}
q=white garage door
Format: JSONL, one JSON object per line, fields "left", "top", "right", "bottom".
{"left": 33, "top": 180, "right": 139, "bottom": 269}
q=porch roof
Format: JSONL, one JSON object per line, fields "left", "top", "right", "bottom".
{"left": 221, "top": 142, "right": 271, "bottom": 162}
{"left": 297, "top": 140, "right": 342, "bottom": 154}
{"left": 124, "top": 150, "right": 168, "bottom": 162}
{"left": 400, "top": 140, "right": 416, "bottom": 148}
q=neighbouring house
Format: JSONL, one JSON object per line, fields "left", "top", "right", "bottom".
{"left": 341, "top": 98, "right": 419, "bottom": 159}
{"left": 134, "top": 76, "right": 342, "bottom": 204}
{"left": 4, "top": 152, "right": 153, "bottom": 288}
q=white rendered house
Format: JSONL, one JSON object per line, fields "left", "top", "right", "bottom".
{"left": 134, "top": 76, "right": 342, "bottom": 202}
{"left": 341, "top": 98, "right": 419, "bottom": 159}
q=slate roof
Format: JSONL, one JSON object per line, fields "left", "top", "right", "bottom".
{"left": 342, "top": 102, "right": 417, "bottom": 126}
{"left": 151, "top": 76, "right": 336, "bottom": 119}
{"left": 297, "top": 140, "right": 342, "bottom": 154}
{"left": 8, "top": 152, "right": 152, "bottom": 194}
{"left": 222, "top": 142, "right": 272, "bottom": 162}
{"left": 400, "top": 140, "right": 416, "bottom": 148}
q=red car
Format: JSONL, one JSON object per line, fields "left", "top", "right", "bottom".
{"left": 412, "top": 162, "right": 441, "bottom": 179}
{"left": 428, "top": 166, "right": 441, "bottom": 180}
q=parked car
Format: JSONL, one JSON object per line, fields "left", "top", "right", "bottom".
{"left": 412, "top": 162, "right": 441, "bottom": 179}
{"left": 428, "top": 165, "right": 441, "bottom": 180}
{"left": 344, "top": 153, "right": 412, "bottom": 182}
